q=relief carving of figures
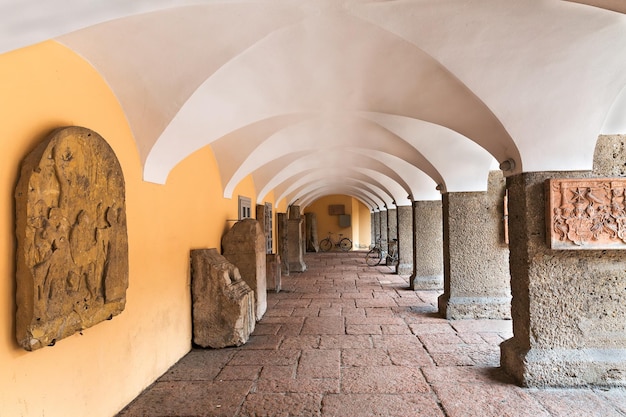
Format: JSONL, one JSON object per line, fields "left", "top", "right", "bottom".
{"left": 15, "top": 127, "right": 128, "bottom": 351}
{"left": 546, "top": 179, "right": 626, "bottom": 249}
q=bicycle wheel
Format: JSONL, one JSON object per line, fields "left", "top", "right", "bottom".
{"left": 319, "top": 238, "right": 333, "bottom": 252}
{"left": 365, "top": 248, "right": 382, "bottom": 266}
{"left": 339, "top": 237, "right": 352, "bottom": 251}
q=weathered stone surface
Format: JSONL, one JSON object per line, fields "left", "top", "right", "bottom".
{"left": 410, "top": 199, "right": 443, "bottom": 290}
{"left": 501, "top": 171, "right": 626, "bottom": 387}
{"left": 15, "top": 126, "right": 128, "bottom": 351}
{"left": 546, "top": 178, "right": 626, "bottom": 249}
{"left": 305, "top": 212, "right": 319, "bottom": 252}
{"left": 277, "top": 212, "right": 289, "bottom": 276}
{"left": 438, "top": 171, "right": 511, "bottom": 320}
{"left": 190, "top": 249, "right": 255, "bottom": 348}
{"left": 222, "top": 218, "right": 267, "bottom": 320}
{"left": 288, "top": 212, "right": 306, "bottom": 272}
{"left": 380, "top": 210, "right": 389, "bottom": 254}
{"left": 396, "top": 205, "right": 413, "bottom": 275}
{"left": 266, "top": 253, "right": 281, "bottom": 293}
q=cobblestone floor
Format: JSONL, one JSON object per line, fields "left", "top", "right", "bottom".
{"left": 117, "top": 251, "right": 626, "bottom": 417}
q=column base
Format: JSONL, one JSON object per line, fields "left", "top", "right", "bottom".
{"left": 438, "top": 295, "right": 511, "bottom": 320}
{"left": 289, "top": 261, "right": 306, "bottom": 273}
{"left": 409, "top": 274, "right": 443, "bottom": 290}
{"left": 501, "top": 338, "right": 626, "bottom": 387}
{"left": 396, "top": 262, "right": 412, "bottom": 275}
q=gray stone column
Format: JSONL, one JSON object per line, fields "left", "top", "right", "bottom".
{"left": 276, "top": 213, "right": 289, "bottom": 276}
{"left": 410, "top": 200, "right": 443, "bottom": 290}
{"left": 373, "top": 211, "right": 381, "bottom": 244}
{"left": 438, "top": 171, "right": 511, "bottom": 319}
{"left": 380, "top": 210, "right": 389, "bottom": 253}
{"left": 396, "top": 205, "right": 413, "bottom": 275}
{"left": 287, "top": 206, "right": 306, "bottom": 272}
{"left": 387, "top": 208, "right": 397, "bottom": 243}
{"left": 501, "top": 138, "right": 626, "bottom": 387}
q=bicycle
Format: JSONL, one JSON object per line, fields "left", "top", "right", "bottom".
{"left": 319, "top": 232, "right": 353, "bottom": 252}
{"left": 365, "top": 238, "right": 398, "bottom": 267}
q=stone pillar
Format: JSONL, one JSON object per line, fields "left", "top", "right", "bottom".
{"left": 277, "top": 213, "right": 289, "bottom": 276}
{"left": 370, "top": 211, "right": 375, "bottom": 244}
{"left": 373, "top": 211, "right": 381, "bottom": 244}
{"left": 501, "top": 137, "right": 626, "bottom": 387}
{"left": 380, "top": 210, "right": 389, "bottom": 253}
{"left": 288, "top": 206, "right": 306, "bottom": 272}
{"left": 396, "top": 205, "right": 414, "bottom": 275}
{"left": 410, "top": 200, "right": 444, "bottom": 290}
{"left": 190, "top": 249, "right": 255, "bottom": 348}
{"left": 387, "top": 208, "right": 398, "bottom": 243}
{"left": 305, "top": 212, "right": 319, "bottom": 252}
{"left": 222, "top": 219, "right": 267, "bottom": 320}
{"left": 438, "top": 171, "right": 511, "bottom": 319}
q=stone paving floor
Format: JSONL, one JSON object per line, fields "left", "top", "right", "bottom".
{"left": 117, "top": 251, "right": 626, "bottom": 417}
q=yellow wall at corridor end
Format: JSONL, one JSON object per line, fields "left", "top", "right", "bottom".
{"left": 304, "top": 195, "right": 372, "bottom": 249}
{"left": 0, "top": 41, "right": 267, "bottom": 417}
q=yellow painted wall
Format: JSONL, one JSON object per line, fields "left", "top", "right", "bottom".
{"left": 304, "top": 195, "right": 371, "bottom": 249}
{"left": 0, "top": 41, "right": 272, "bottom": 417}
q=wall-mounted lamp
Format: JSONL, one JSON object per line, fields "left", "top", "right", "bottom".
{"left": 499, "top": 159, "right": 516, "bottom": 172}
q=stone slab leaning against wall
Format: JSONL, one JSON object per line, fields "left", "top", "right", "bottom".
{"left": 14, "top": 126, "right": 128, "bottom": 351}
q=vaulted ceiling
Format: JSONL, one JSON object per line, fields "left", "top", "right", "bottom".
{"left": 2, "top": 0, "right": 625, "bottom": 210}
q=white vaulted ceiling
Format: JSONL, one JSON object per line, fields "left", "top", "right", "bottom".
{"left": 2, "top": 0, "right": 626, "bottom": 210}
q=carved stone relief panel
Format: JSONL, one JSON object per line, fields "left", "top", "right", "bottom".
{"left": 15, "top": 126, "right": 128, "bottom": 350}
{"left": 546, "top": 178, "right": 626, "bottom": 249}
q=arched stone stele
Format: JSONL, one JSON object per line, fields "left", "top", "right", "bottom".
{"left": 15, "top": 126, "right": 128, "bottom": 351}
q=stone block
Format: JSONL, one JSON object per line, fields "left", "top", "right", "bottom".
{"left": 222, "top": 218, "right": 267, "bottom": 320}
{"left": 190, "top": 249, "right": 255, "bottom": 348}
{"left": 14, "top": 126, "right": 128, "bottom": 351}
{"left": 266, "top": 253, "right": 281, "bottom": 293}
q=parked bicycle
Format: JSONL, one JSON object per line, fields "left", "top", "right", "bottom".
{"left": 319, "top": 232, "right": 353, "bottom": 252}
{"left": 365, "top": 238, "right": 398, "bottom": 267}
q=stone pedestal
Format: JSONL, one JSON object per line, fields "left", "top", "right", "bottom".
{"left": 222, "top": 219, "right": 267, "bottom": 320}
{"left": 438, "top": 171, "right": 511, "bottom": 319}
{"left": 410, "top": 200, "right": 443, "bottom": 290}
{"left": 190, "top": 249, "right": 255, "bottom": 348}
{"left": 501, "top": 171, "right": 626, "bottom": 387}
{"left": 305, "top": 212, "right": 319, "bottom": 252}
{"left": 266, "top": 253, "right": 281, "bottom": 293}
{"left": 277, "top": 213, "right": 289, "bottom": 276}
{"left": 396, "top": 205, "right": 414, "bottom": 275}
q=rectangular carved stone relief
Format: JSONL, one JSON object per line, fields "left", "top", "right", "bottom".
{"left": 546, "top": 178, "right": 626, "bottom": 249}
{"left": 15, "top": 127, "right": 128, "bottom": 350}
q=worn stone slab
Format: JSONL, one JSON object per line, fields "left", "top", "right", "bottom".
{"left": 190, "top": 249, "right": 255, "bottom": 348}
{"left": 530, "top": 389, "right": 624, "bottom": 417}
{"left": 15, "top": 126, "right": 128, "bottom": 351}
{"left": 546, "top": 178, "right": 626, "bottom": 249}
{"left": 322, "top": 394, "right": 444, "bottom": 417}
{"left": 222, "top": 218, "right": 267, "bottom": 320}
{"left": 341, "top": 366, "right": 431, "bottom": 394}
{"left": 240, "top": 393, "right": 323, "bottom": 417}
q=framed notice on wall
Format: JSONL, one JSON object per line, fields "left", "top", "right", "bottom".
{"left": 328, "top": 204, "right": 345, "bottom": 215}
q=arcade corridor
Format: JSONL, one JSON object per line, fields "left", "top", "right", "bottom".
{"left": 116, "top": 252, "right": 626, "bottom": 417}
